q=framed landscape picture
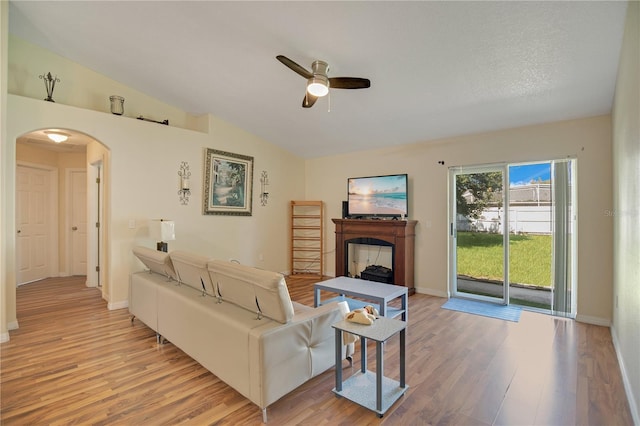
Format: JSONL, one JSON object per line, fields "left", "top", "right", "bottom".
{"left": 203, "top": 148, "right": 253, "bottom": 216}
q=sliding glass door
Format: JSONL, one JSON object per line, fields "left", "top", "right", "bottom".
{"left": 450, "top": 160, "right": 576, "bottom": 315}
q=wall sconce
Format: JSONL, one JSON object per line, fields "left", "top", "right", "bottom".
{"left": 260, "top": 171, "right": 269, "bottom": 206}
{"left": 149, "top": 219, "right": 175, "bottom": 252}
{"left": 178, "top": 161, "right": 191, "bottom": 205}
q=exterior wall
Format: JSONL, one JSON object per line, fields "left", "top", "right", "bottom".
{"left": 306, "top": 115, "right": 613, "bottom": 325}
{"left": 611, "top": 1, "right": 640, "bottom": 422}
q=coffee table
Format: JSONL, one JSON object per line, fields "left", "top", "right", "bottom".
{"left": 314, "top": 276, "right": 408, "bottom": 321}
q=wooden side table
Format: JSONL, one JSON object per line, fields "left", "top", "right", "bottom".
{"left": 332, "top": 317, "right": 408, "bottom": 417}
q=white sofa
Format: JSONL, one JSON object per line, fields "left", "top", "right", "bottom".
{"left": 129, "top": 246, "right": 353, "bottom": 422}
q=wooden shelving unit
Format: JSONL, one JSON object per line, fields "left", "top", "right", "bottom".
{"left": 290, "top": 201, "right": 324, "bottom": 277}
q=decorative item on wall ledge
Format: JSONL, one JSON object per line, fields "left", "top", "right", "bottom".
{"left": 109, "top": 95, "right": 125, "bottom": 115}
{"left": 137, "top": 116, "right": 169, "bottom": 125}
{"left": 178, "top": 161, "right": 191, "bottom": 205}
{"left": 203, "top": 148, "right": 253, "bottom": 216}
{"left": 39, "top": 72, "right": 60, "bottom": 102}
{"left": 260, "top": 170, "right": 269, "bottom": 206}
{"left": 149, "top": 219, "right": 175, "bottom": 252}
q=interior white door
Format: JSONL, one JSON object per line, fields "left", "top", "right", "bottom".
{"left": 17, "top": 165, "right": 53, "bottom": 284}
{"left": 70, "top": 170, "right": 87, "bottom": 275}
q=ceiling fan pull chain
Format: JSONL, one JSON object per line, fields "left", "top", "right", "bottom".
{"left": 328, "top": 91, "right": 331, "bottom": 113}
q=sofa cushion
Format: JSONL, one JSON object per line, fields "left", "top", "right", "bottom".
{"left": 132, "top": 246, "right": 177, "bottom": 280}
{"left": 169, "top": 251, "right": 216, "bottom": 295}
{"left": 208, "top": 260, "right": 294, "bottom": 324}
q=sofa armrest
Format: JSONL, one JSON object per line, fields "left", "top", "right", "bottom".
{"left": 247, "top": 301, "right": 352, "bottom": 408}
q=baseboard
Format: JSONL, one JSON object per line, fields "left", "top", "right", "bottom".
{"left": 611, "top": 325, "right": 640, "bottom": 425}
{"left": 108, "top": 300, "right": 129, "bottom": 310}
{"left": 1, "top": 321, "right": 18, "bottom": 343}
{"left": 575, "top": 314, "right": 611, "bottom": 327}
{"left": 415, "top": 286, "right": 449, "bottom": 298}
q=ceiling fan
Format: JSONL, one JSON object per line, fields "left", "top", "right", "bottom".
{"left": 276, "top": 55, "right": 370, "bottom": 108}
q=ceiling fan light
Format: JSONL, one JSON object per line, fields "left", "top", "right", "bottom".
{"left": 45, "top": 131, "right": 69, "bottom": 143}
{"left": 307, "top": 76, "right": 329, "bottom": 97}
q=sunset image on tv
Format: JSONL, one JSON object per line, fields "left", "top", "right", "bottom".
{"left": 348, "top": 174, "right": 407, "bottom": 216}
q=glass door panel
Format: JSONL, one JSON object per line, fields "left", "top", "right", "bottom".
{"left": 507, "top": 162, "right": 553, "bottom": 310}
{"left": 451, "top": 167, "right": 507, "bottom": 304}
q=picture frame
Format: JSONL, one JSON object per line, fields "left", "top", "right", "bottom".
{"left": 203, "top": 148, "right": 253, "bottom": 216}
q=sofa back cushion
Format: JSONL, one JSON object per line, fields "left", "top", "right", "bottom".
{"left": 208, "top": 260, "right": 294, "bottom": 324}
{"left": 132, "top": 246, "right": 177, "bottom": 280}
{"left": 169, "top": 251, "right": 216, "bottom": 295}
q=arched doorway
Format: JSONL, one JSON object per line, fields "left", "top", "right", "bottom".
{"left": 15, "top": 129, "right": 109, "bottom": 292}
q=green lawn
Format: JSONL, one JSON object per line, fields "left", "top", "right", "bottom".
{"left": 456, "top": 232, "right": 552, "bottom": 287}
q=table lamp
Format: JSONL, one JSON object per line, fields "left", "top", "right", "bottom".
{"left": 149, "top": 219, "right": 175, "bottom": 252}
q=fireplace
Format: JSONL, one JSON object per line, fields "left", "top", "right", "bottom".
{"left": 333, "top": 218, "right": 417, "bottom": 294}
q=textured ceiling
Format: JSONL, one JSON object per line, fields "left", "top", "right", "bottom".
{"left": 9, "top": 1, "right": 628, "bottom": 158}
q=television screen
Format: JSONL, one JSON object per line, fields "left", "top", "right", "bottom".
{"left": 347, "top": 174, "right": 408, "bottom": 218}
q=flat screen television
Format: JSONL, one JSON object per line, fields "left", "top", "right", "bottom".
{"left": 347, "top": 174, "right": 408, "bottom": 218}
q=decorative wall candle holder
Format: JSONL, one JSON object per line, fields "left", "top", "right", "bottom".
{"left": 109, "top": 96, "right": 125, "bottom": 115}
{"left": 178, "top": 161, "right": 191, "bottom": 205}
{"left": 260, "top": 170, "right": 269, "bottom": 206}
{"left": 39, "top": 72, "right": 60, "bottom": 102}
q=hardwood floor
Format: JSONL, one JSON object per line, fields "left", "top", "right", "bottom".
{"left": 1, "top": 276, "right": 633, "bottom": 425}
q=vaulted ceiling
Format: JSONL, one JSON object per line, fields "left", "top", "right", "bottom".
{"left": 9, "top": 1, "right": 629, "bottom": 158}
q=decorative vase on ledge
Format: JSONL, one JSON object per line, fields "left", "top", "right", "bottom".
{"left": 109, "top": 95, "right": 125, "bottom": 115}
{"left": 39, "top": 72, "right": 60, "bottom": 102}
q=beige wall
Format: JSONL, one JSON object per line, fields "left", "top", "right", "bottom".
{"left": 2, "top": 34, "right": 307, "bottom": 330}
{"left": 16, "top": 143, "right": 86, "bottom": 275}
{"left": 1, "top": 1, "right": 9, "bottom": 341}
{"left": 612, "top": 1, "right": 640, "bottom": 421}
{"left": 3, "top": 94, "right": 306, "bottom": 325}
{"left": 306, "top": 115, "right": 614, "bottom": 324}
{"left": 8, "top": 36, "right": 208, "bottom": 132}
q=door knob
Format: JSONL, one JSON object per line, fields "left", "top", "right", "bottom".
{"left": 72, "top": 226, "right": 78, "bottom": 231}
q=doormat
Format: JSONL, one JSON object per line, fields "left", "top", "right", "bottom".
{"left": 441, "top": 298, "right": 521, "bottom": 322}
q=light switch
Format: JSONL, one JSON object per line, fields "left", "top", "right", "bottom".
{"left": 129, "top": 219, "right": 136, "bottom": 229}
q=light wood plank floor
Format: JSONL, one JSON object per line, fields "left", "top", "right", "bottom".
{"left": 1, "top": 276, "right": 633, "bottom": 425}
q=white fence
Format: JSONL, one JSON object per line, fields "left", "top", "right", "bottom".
{"left": 457, "top": 206, "right": 558, "bottom": 234}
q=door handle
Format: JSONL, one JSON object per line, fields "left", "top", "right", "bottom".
{"left": 72, "top": 226, "right": 78, "bottom": 231}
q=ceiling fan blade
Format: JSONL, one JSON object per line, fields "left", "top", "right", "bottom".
{"left": 277, "top": 55, "right": 313, "bottom": 79}
{"left": 302, "top": 93, "right": 318, "bottom": 108}
{"left": 329, "top": 77, "right": 371, "bottom": 89}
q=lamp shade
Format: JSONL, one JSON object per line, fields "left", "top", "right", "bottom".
{"left": 149, "top": 219, "right": 175, "bottom": 242}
